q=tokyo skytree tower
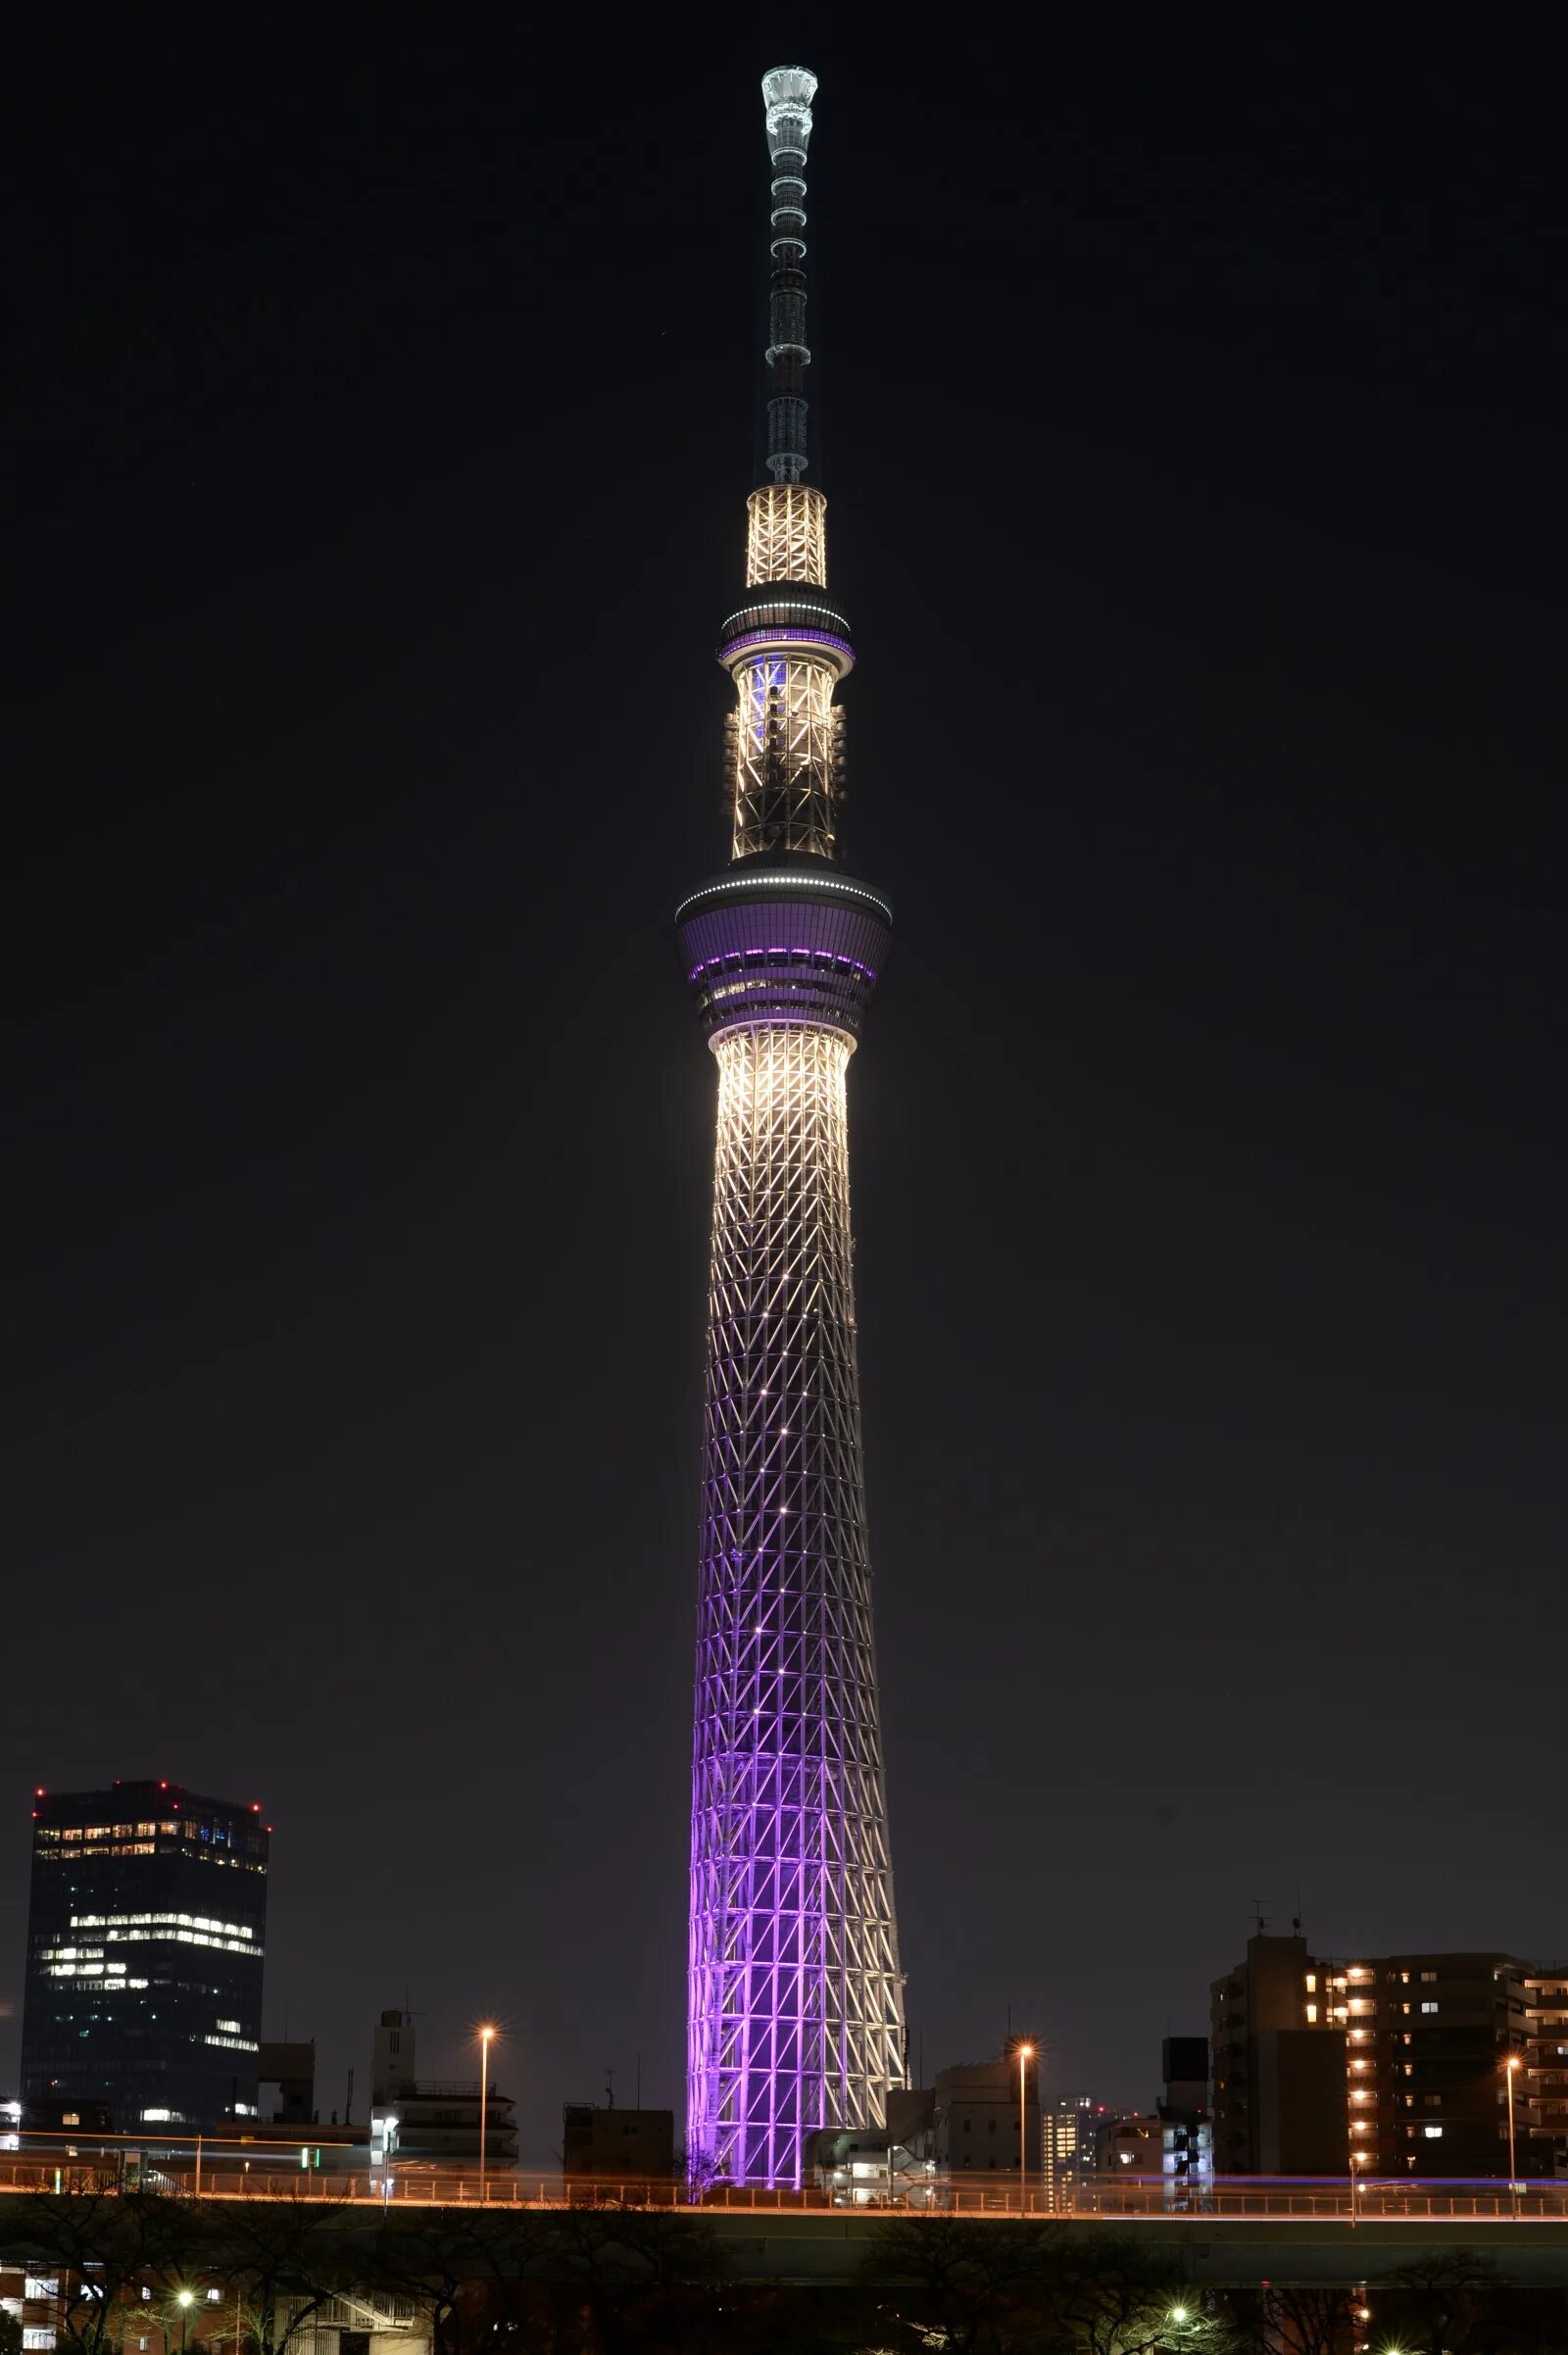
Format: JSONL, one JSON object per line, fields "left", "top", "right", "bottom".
{"left": 678, "top": 66, "right": 906, "bottom": 2190}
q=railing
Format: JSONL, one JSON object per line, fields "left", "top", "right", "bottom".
{"left": 1, "top": 2156, "right": 1566, "bottom": 2222}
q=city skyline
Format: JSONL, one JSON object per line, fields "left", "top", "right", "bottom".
{"left": 3, "top": 18, "right": 1562, "bottom": 2169}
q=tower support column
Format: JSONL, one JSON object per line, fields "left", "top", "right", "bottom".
{"left": 688, "top": 1020, "right": 902, "bottom": 2185}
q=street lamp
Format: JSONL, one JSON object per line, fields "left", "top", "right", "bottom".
{"left": 1505, "top": 2052, "right": 1521, "bottom": 2215}
{"left": 1016, "top": 2044, "right": 1035, "bottom": 2215}
{"left": 478, "top": 2027, "right": 496, "bottom": 2200}
{"left": 1350, "top": 2145, "right": 1364, "bottom": 2219}
{"left": 175, "top": 2289, "right": 195, "bottom": 2355}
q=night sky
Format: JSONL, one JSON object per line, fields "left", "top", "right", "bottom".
{"left": 5, "top": 13, "right": 1563, "bottom": 2163}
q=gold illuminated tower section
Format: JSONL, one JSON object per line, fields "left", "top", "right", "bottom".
{"left": 678, "top": 66, "right": 906, "bottom": 2190}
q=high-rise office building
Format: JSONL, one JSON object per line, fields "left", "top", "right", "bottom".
{"left": 20, "top": 1781, "right": 268, "bottom": 2132}
{"left": 680, "top": 67, "right": 905, "bottom": 2188}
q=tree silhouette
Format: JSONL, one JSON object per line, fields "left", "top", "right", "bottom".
{"left": 3, "top": 2193, "right": 199, "bottom": 2355}
{"left": 194, "top": 2197, "right": 366, "bottom": 2355}
{"left": 860, "top": 2215, "right": 1074, "bottom": 2355}
{"left": 1228, "top": 2284, "right": 1354, "bottom": 2355}
{"left": 1053, "top": 2239, "right": 1240, "bottom": 2355}
{"left": 1367, "top": 2250, "right": 1497, "bottom": 2355}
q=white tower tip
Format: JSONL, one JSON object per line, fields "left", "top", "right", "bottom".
{"left": 761, "top": 66, "right": 817, "bottom": 158}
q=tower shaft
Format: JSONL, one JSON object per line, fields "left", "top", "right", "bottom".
{"left": 679, "top": 66, "right": 906, "bottom": 2193}
{"left": 688, "top": 1027, "right": 902, "bottom": 2184}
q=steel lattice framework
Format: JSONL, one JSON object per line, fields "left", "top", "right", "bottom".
{"left": 688, "top": 1029, "right": 902, "bottom": 2185}
{"left": 746, "top": 484, "right": 827, "bottom": 587}
{"left": 726, "top": 655, "right": 843, "bottom": 860}
{"left": 678, "top": 65, "right": 906, "bottom": 2192}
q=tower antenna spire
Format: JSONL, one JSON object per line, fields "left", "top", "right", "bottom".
{"left": 760, "top": 66, "right": 817, "bottom": 483}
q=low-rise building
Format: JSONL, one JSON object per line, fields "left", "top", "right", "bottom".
{"left": 368, "top": 2009, "right": 515, "bottom": 2169}
{"left": 934, "top": 2051, "right": 1041, "bottom": 2178}
{"left": 257, "top": 2040, "right": 316, "bottom": 2126}
{"left": 810, "top": 2087, "right": 938, "bottom": 2204}
{"left": 563, "top": 2102, "right": 675, "bottom": 2180}
{"left": 1097, "top": 2111, "right": 1163, "bottom": 2174}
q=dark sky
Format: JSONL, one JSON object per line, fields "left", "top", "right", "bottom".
{"left": 4, "top": 10, "right": 1563, "bottom": 2161}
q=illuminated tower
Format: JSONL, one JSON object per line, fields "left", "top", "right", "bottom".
{"left": 679, "top": 66, "right": 906, "bottom": 2190}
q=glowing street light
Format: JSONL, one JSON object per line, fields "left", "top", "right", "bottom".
{"left": 478, "top": 2026, "right": 496, "bottom": 2199}
{"left": 1350, "top": 2141, "right": 1370, "bottom": 2218}
{"left": 1169, "top": 2305, "right": 1190, "bottom": 2325}
{"left": 1016, "top": 2043, "right": 1035, "bottom": 2214}
{"left": 175, "top": 2290, "right": 195, "bottom": 2355}
{"left": 1505, "top": 2052, "right": 1522, "bottom": 2214}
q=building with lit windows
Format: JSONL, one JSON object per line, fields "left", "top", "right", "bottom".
{"left": 1525, "top": 1965, "right": 1568, "bottom": 2173}
{"left": 1319, "top": 1951, "right": 1544, "bottom": 2179}
{"left": 1211, "top": 1932, "right": 1561, "bottom": 2179}
{"left": 1043, "top": 2090, "right": 1097, "bottom": 2202}
{"left": 1081, "top": 2046, "right": 1212, "bottom": 2208}
{"left": 20, "top": 1781, "right": 269, "bottom": 2132}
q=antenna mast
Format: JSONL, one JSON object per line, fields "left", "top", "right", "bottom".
{"left": 760, "top": 67, "right": 817, "bottom": 483}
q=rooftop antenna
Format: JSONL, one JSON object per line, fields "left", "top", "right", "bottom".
{"left": 1251, "top": 1897, "right": 1269, "bottom": 1935}
{"left": 760, "top": 66, "right": 816, "bottom": 483}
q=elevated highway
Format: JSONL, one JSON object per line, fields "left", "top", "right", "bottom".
{"left": 4, "top": 2161, "right": 1568, "bottom": 2288}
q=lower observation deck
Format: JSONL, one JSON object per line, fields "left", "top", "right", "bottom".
{"left": 717, "top": 586, "right": 856, "bottom": 680}
{"left": 676, "top": 858, "right": 891, "bottom": 1041}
